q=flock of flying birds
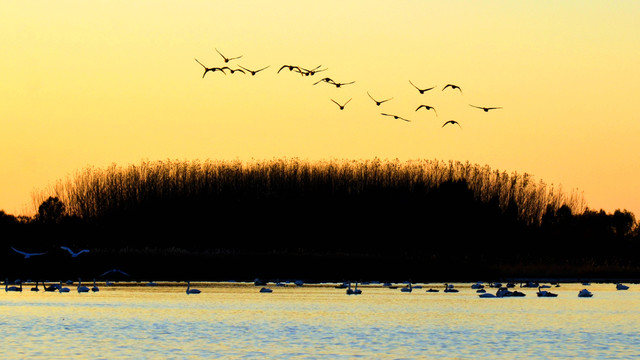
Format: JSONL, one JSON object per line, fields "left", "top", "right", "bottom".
{"left": 195, "top": 48, "right": 502, "bottom": 129}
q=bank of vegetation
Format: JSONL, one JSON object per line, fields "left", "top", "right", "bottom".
{"left": 1, "top": 158, "right": 638, "bottom": 282}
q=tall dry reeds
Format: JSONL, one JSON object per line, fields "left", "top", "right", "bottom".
{"left": 34, "top": 158, "right": 585, "bottom": 225}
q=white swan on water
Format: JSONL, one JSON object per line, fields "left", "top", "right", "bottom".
{"left": 186, "top": 281, "right": 201, "bottom": 295}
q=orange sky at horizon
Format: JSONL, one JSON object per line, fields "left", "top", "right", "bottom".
{"left": 1, "top": 1, "right": 639, "bottom": 217}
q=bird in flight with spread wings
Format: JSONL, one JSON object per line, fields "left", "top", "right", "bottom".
{"left": 409, "top": 80, "right": 435, "bottom": 94}
{"left": 381, "top": 113, "right": 411, "bottom": 122}
{"left": 194, "top": 58, "right": 226, "bottom": 78}
{"left": 11, "top": 247, "right": 47, "bottom": 259}
{"left": 469, "top": 104, "right": 502, "bottom": 112}
{"left": 60, "top": 246, "right": 90, "bottom": 258}
{"left": 442, "top": 120, "right": 462, "bottom": 129}
{"left": 367, "top": 92, "right": 393, "bottom": 106}
{"left": 215, "top": 48, "right": 243, "bottom": 63}
{"left": 416, "top": 105, "right": 438, "bottom": 116}
{"left": 238, "top": 65, "right": 270, "bottom": 76}
{"left": 442, "top": 84, "right": 463, "bottom": 93}
{"left": 331, "top": 98, "right": 352, "bottom": 110}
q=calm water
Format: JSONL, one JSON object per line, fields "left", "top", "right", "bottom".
{"left": 1, "top": 281, "right": 638, "bottom": 359}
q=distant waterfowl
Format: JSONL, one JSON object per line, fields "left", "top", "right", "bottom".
{"left": 479, "top": 293, "right": 497, "bottom": 298}
{"left": 616, "top": 283, "right": 629, "bottom": 290}
{"left": 215, "top": 48, "right": 242, "bottom": 63}
{"left": 313, "top": 77, "right": 335, "bottom": 85}
{"left": 469, "top": 104, "right": 502, "bottom": 112}
{"left": 5, "top": 279, "right": 21, "bottom": 292}
{"left": 444, "top": 284, "right": 459, "bottom": 293}
{"left": 238, "top": 65, "right": 270, "bottom": 76}
{"left": 330, "top": 81, "right": 355, "bottom": 88}
{"left": 186, "top": 281, "right": 201, "bottom": 295}
{"left": 43, "top": 281, "right": 58, "bottom": 292}
{"left": 346, "top": 282, "right": 362, "bottom": 295}
{"left": 146, "top": 281, "right": 158, "bottom": 286}
{"left": 476, "top": 289, "right": 486, "bottom": 293}
{"left": 331, "top": 98, "right": 352, "bottom": 110}
{"left": 299, "top": 65, "right": 327, "bottom": 76}
{"left": 260, "top": 287, "right": 273, "bottom": 293}
{"left": 194, "top": 58, "right": 226, "bottom": 78}
{"left": 11, "top": 247, "right": 47, "bottom": 259}
{"left": 381, "top": 113, "right": 411, "bottom": 122}
{"left": 415, "top": 105, "right": 438, "bottom": 116}
{"left": 220, "top": 66, "right": 245, "bottom": 74}
{"left": 367, "top": 92, "right": 393, "bottom": 106}
{"left": 60, "top": 246, "right": 90, "bottom": 257}
{"left": 471, "top": 282, "right": 484, "bottom": 289}
{"left": 536, "top": 286, "right": 558, "bottom": 297}
{"left": 578, "top": 289, "right": 593, "bottom": 297}
{"left": 77, "top": 279, "right": 90, "bottom": 293}
{"left": 426, "top": 288, "right": 439, "bottom": 292}
{"left": 100, "top": 269, "right": 130, "bottom": 277}
{"left": 401, "top": 283, "right": 412, "bottom": 293}
{"left": 409, "top": 80, "right": 435, "bottom": 94}
{"left": 496, "top": 287, "right": 525, "bottom": 297}
{"left": 277, "top": 64, "right": 303, "bottom": 75}
{"left": 442, "top": 84, "right": 463, "bottom": 93}
{"left": 92, "top": 279, "right": 99, "bottom": 292}
{"left": 31, "top": 282, "right": 39, "bottom": 292}
{"left": 58, "top": 281, "right": 70, "bottom": 293}
{"left": 442, "top": 120, "right": 461, "bottom": 129}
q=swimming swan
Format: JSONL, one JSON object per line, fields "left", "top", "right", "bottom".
{"left": 186, "top": 281, "right": 201, "bottom": 295}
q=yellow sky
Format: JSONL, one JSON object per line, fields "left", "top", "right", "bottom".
{"left": 1, "top": 1, "right": 639, "bottom": 217}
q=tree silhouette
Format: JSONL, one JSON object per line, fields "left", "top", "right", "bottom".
{"left": 36, "top": 196, "right": 66, "bottom": 224}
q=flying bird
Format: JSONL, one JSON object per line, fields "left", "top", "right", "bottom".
{"left": 442, "top": 120, "right": 462, "bottom": 129}
{"left": 194, "top": 58, "right": 226, "bottom": 78}
{"left": 277, "top": 65, "right": 303, "bottom": 75}
{"left": 220, "top": 66, "right": 245, "bottom": 74}
{"left": 381, "top": 113, "right": 411, "bottom": 122}
{"left": 442, "top": 84, "right": 463, "bottom": 93}
{"left": 331, "top": 98, "right": 352, "bottom": 110}
{"left": 299, "top": 65, "right": 327, "bottom": 76}
{"left": 367, "top": 92, "right": 393, "bottom": 106}
{"left": 99, "top": 269, "right": 130, "bottom": 277}
{"left": 238, "top": 65, "right": 270, "bottom": 76}
{"left": 11, "top": 247, "right": 47, "bottom": 259}
{"left": 215, "top": 48, "right": 242, "bottom": 63}
{"left": 415, "top": 105, "right": 438, "bottom": 116}
{"left": 469, "top": 104, "right": 502, "bottom": 112}
{"left": 331, "top": 81, "right": 355, "bottom": 88}
{"left": 60, "top": 246, "right": 90, "bottom": 257}
{"left": 313, "top": 77, "right": 336, "bottom": 85}
{"left": 409, "top": 80, "right": 435, "bottom": 94}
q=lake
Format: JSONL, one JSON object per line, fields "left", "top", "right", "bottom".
{"left": 1, "top": 281, "right": 638, "bottom": 359}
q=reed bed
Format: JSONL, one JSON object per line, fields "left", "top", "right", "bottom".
{"left": 35, "top": 158, "right": 584, "bottom": 226}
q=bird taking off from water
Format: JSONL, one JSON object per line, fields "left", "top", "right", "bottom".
{"left": 409, "top": 80, "right": 435, "bottom": 94}
{"left": 60, "top": 246, "right": 90, "bottom": 258}
{"left": 194, "top": 58, "right": 226, "bottom": 78}
{"left": 11, "top": 247, "right": 47, "bottom": 259}
{"left": 469, "top": 104, "right": 502, "bottom": 112}
{"left": 442, "top": 120, "right": 462, "bottom": 129}
{"left": 415, "top": 105, "right": 438, "bottom": 116}
{"left": 215, "top": 48, "right": 243, "bottom": 63}
{"left": 367, "top": 92, "right": 393, "bottom": 106}
{"left": 381, "top": 113, "right": 411, "bottom": 122}
{"left": 331, "top": 98, "right": 352, "bottom": 110}
{"left": 442, "top": 84, "right": 463, "bottom": 93}
{"left": 238, "top": 65, "right": 270, "bottom": 76}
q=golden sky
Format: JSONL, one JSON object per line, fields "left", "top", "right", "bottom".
{"left": 2, "top": 1, "right": 639, "bottom": 217}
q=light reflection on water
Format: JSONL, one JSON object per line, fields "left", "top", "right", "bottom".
{"left": 1, "top": 282, "right": 639, "bottom": 359}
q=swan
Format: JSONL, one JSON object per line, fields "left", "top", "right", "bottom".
{"left": 444, "top": 284, "right": 459, "bottom": 293}
{"left": 60, "top": 246, "right": 90, "bottom": 257}
{"left": 426, "top": 288, "right": 439, "bottom": 292}
{"left": 381, "top": 113, "right": 411, "bottom": 122}
{"left": 479, "top": 293, "right": 497, "bottom": 298}
{"left": 260, "top": 287, "right": 273, "bottom": 293}
{"left": 43, "top": 281, "right": 59, "bottom": 292}
{"left": 536, "top": 286, "right": 558, "bottom": 297}
{"left": 31, "top": 281, "right": 40, "bottom": 292}
{"left": 215, "top": 48, "right": 242, "bottom": 63}
{"left": 186, "top": 281, "right": 201, "bottom": 295}
{"left": 442, "top": 120, "right": 462, "bottom": 129}
{"left": 616, "top": 283, "right": 629, "bottom": 290}
{"left": 471, "top": 282, "right": 484, "bottom": 289}
{"left": 442, "top": 84, "right": 463, "bottom": 93}
{"left": 11, "top": 247, "right": 47, "bottom": 259}
{"left": 58, "top": 281, "right": 70, "bottom": 293}
{"left": 5, "top": 279, "right": 21, "bottom": 292}
{"left": 77, "top": 278, "right": 90, "bottom": 293}
{"left": 367, "top": 92, "right": 393, "bottom": 106}
{"left": 409, "top": 80, "right": 435, "bottom": 94}
{"left": 469, "top": 104, "right": 502, "bottom": 112}
{"left": 401, "top": 283, "right": 412, "bottom": 293}
{"left": 578, "top": 289, "right": 593, "bottom": 297}
{"left": 330, "top": 98, "right": 352, "bottom": 110}
{"left": 347, "top": 282, "right": 362, "bottom": 295}
{"left": 92, "top": 279, "right": 99, "bottom": 292}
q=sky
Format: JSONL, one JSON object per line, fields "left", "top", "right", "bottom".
{"left": 1, "top": 1, "right": 639, "bottom": 217}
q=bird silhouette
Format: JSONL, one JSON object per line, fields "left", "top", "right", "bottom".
{"left": 313, "top": 77, "right": 336, "bottom": 85}
{"left": 367, "top": 92, "right": 393, "bottom": 106}
{"left": 99, "top": 269, "right": 130, "bottom": 277}
{"left": 299, "top": 65, "right": 327, "bottom": 76}
{"left": 331, "top": 98, "right": 352, "bottom": 110}
{"left": 220, "top": 66, "right": 245, "bottom": 74}
{"left": 331, "top": 81, "right": 355, "bottom": 88}
{"left": 442, "top": 120, "right": 462, "bottom": 129}
{"left": 60, "top": 246, "right": 90, "bottom": 257}
{"left": 11, "top": 247, "right": 47, "bottom": 259}
{"left": 238, "top": 65, "right": 270, "bottom": 76}
{"left": 442, "top": 84, "right": 463, "bottom": 93}
{"left": 186, "top": 281, "right": 201, "bottom": 295}
{"left": 469, "top": 104, "right": 502, "bottom": 112}
{"left": 194, "top": 58, "right": 226, "bottom": 78}
{"left": 277, "top": 65, "right": 303, "bottom": 75}
{"left": 415, "top": 105, "right": 438, "bottom": 116}
{"left": 409, "top": 80, "right": 435, "bottom": 94}
{"left": 215, "top": 48, "right": 242, "bottom": 63}
{"left": 381, "top": 113, "right": 411, "bottom": 122}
